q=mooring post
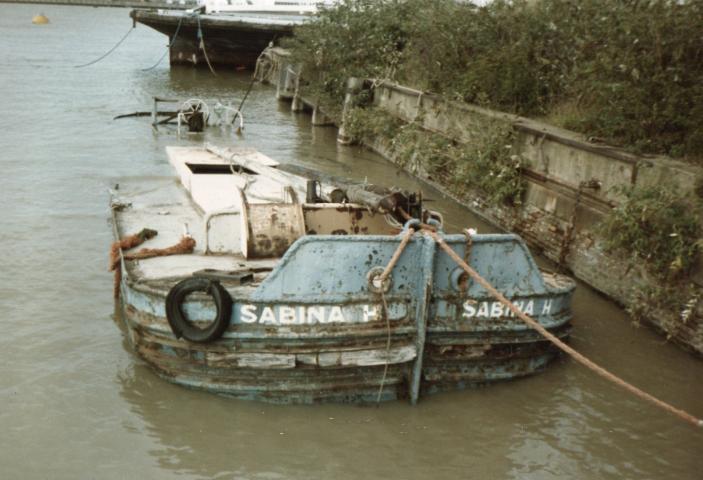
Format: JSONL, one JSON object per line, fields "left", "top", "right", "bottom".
{"left": 311, "top": 104, "right": 333, "bottom": 126}
{"left": 337, "top": 77, "right": 365, "bottom": 145}
{"left": 291, "top": 67, "right": 304, "bottom": 112}
{"left": 409, "top": 234, "right": 436, "bottom": 404}
{"left": 151, "top": 97, "right": 158, "bottom": 125}
{"left": 276, "top": 62, "right": 293, "bottom": 101}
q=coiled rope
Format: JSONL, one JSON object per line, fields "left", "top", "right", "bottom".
{"left": 142, "top": 14, "right": 185, "bottom": 72}
{"left": 74, "top": 23, "right": 135, "bottom": 68}
{"left": 110, "top": 228, "right": 196, "bottom": 299}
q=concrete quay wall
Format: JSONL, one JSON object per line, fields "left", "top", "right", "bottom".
{"left": 259, "top": 47, "right": 703, "bottom": 356}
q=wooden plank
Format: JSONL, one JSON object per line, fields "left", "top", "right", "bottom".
{"left": 314, "top": 344, "right": 416, "bottom": 367}
{"left": 206, "top": 352, "right": 296, "bottom": 369}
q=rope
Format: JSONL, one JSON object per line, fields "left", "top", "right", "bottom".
{"left": 110, "top": 230, "right": 196, "bottom": 300}
{"left": 377, "top": 228, "right": 414, "bottom": 285}
{"left": 142, "top": 14, "right": 185, "bottom": 72}
{"left": 74, "top": 24, "right": 135, "bottom": 68}
{"left": 123, "top": 236, "right": 195, "bottom": 262}
{"left": 375, "top": 228, "right": 415, "bottom": 404}
{"left": 232, "top": 72, "right": 258, "bottom": 129}
{"left": 376, "top": 290, "right": 392, "bottom": 405}
{"left": 427, "top": 229, "right": 703, "bottom": 428}
{"left": 196, "top": 14, "right": 218, "bottom": 76}
{"left": 109, "top": 228, "right": 158, "bottom": 299}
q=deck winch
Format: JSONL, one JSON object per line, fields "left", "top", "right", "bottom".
{"left": 113, "top": 97, "right": 244, "bottom": 135}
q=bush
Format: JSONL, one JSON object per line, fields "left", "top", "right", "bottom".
{"left": 287, "top": 0, "right": 703, "bottom": 159}
{"left": 600, "top": 185, "right": 701, "bottom": 278}
{"left": 344, "top": 107, "right": 526, "bottom": 206}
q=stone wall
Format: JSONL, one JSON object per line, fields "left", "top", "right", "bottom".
{"left": 257, "top": 48, "right": 703, "bottom": 357}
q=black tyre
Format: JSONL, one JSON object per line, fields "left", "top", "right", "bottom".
{"left": 165, "top": 277, "right": 232, "bottom": 343}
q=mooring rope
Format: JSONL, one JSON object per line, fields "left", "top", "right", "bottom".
{"left": 376, "top": 290, "right": 392, "bottom": 405}
{"left": 74, "top": 23, "right": 135, "bottom": 68}
{"left": 110, "top": 230, "right": 196, "bottom": 300}
{"left": 426, "top": 229, "right": 703, "bottom": 428}
{"left": 232, "top": 73, "right": 258, "bottom": 130}
{"left": 378, "top": 228, "right": 415, "bottom": 285}
{"left": 109, "top": 228, "right": 158, "bottom": 299}
{"left": 375, "top": 228, "right": 415, "bottom": 404}
{"left": 142, "top": 14, "right": 185, "bottom": 72}
{"left": 196, "top": 14, "right": 218, "bottom": 76}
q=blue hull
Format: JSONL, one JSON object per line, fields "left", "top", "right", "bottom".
{"left": 116, "top": 231, "right": 574, "bottom": 404}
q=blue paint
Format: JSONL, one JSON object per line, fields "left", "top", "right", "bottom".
{"left": 119, "top": 230, "right": 576, "bottom": 403}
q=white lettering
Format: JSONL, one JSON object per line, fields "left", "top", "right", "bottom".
{"left": 490, "top": 302, "right": 504, "bottom": 318}
{"left": 279, "top": 306, "right": 296, "bottom": 325}
{"left": 294, "top": 306, "right": 305, "bottom": 325}
{"left": 541, "top": 299, "right": 553, "bottom": 315}
{"left": 307, "top": 306, "right": 325, "bottom": 324}
{"left": 260, "top": 307, "right": 276, "bottom": 325}
{"left": 463, "top": 301, "right": 477, "bottom": 318}
{"left": 476, "top": 302, "right": 489, "bottom": 318}
{"left": 363, "top": 305, "right": 378, "bottom": 322}
{"left": 523, "top": 300, "right": 534, "bottom": 316}
{"left": 237, "top": 304, "right": 380, "bottom": 325}
{"left": 328, "top": 306, "right": 345, "bottom": 323}
{"left": 240, "top": 304, "right": 257, "bottom": 323}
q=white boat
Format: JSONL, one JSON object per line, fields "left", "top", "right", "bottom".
{"left": 200, "top": 0, "right": 337, "bottom": 15}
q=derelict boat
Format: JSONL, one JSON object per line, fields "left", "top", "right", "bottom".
{"left": 110, "top": 145, "right": 575, "bottom": 403}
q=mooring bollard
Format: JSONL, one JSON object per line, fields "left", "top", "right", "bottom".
{"left": 337, "top": 77, "right": 366, "bottom": 145}
{"left": 290, "top": 67, "right": 304, "bottom": 112}
{"left": 311, "top": 105, "right": 333, "bottom": 126}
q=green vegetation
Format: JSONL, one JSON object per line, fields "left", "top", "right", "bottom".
{"left": 344, "top": 107, "right": 526, "bottom": 205}
{"left": 287, "top": 0, "right": 703, "bottom": 159}
{"left": 600, "top": 185, "right": 701, "bottom": 278}
{"left": 600, "top": 184, "right": 701, "bottom": 332}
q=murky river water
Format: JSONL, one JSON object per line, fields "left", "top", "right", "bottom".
{"left": 0, "top": 5, "right": 701, "bottom": 479}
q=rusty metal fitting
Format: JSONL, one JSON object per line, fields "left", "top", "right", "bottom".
{"left": 450, "top": 267, "right": 470, "bottom": 293}
{"left": 401, "top": 218, "right": 421, "bottom": 232}
{"left": 367, "top": 266, "right": 392, "bottom": 294}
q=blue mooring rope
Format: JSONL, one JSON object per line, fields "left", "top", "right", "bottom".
{"left": 142, "top": 14, "right": 185, "bottom": 72}
{"left": 74, "top": 24, "right": 135, "bottom": 68}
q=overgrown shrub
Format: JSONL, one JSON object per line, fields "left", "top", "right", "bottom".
{"left": 287, "top": 0, "right": 703, "bottom": 159}
{"left": 600, "top": 185, "right": 701, "bottom": 278}
{"left": 345, "top": 107, "right": 526, "bottom": 205}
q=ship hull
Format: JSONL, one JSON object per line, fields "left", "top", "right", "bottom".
{"left": 131, "top": 9, "right": 298, "bottom": 69}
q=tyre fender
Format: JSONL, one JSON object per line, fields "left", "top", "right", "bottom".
{"left": 165, "top": 277, "right": 232, "bottom": 343}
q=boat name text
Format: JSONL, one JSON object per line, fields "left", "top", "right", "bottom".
{"left": 239, "top": 304, "right": 380, "bottom": 325}
{"left": 463, "top": 299, "right": 552, "bottom": 318}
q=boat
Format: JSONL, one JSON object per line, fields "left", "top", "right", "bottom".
{"left": 131, "top": 1, "right": 337, "bottom": 69}
{"left": 110, "top": 145, "right": 575, "bottom": 404}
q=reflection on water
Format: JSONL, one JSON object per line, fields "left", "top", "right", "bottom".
{"left": 0, "top": 4, "right": 701, "bottom": 479}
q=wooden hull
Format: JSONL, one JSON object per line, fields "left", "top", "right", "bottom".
{"left": 111, "top": 146, "right": 575, "bottom": 403}
{"left": 130, "top": 10, "right": 297, "bottom": 69}
{"left": 116, "top": 267, "right": 572, "bottom": 404}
